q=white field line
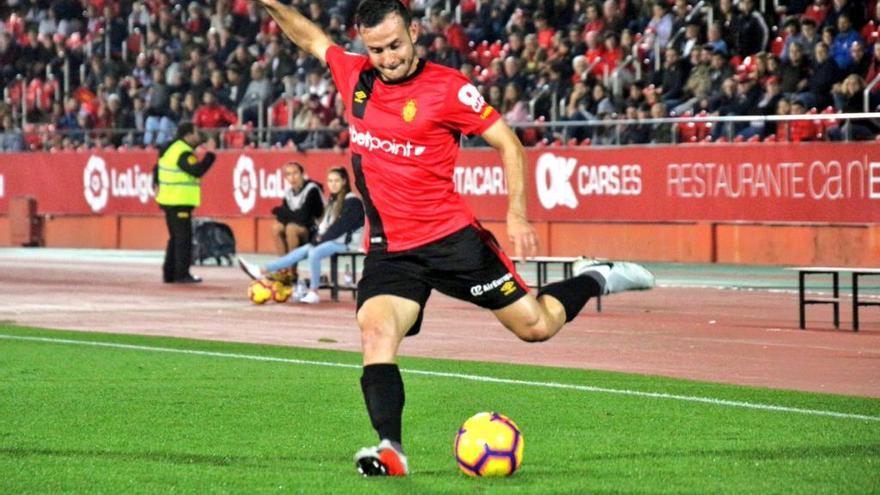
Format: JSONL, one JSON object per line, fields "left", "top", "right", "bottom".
{"left": 2, "top": 334, "right": 878, "bottom": 423}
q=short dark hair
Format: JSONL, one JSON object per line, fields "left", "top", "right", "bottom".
{"left": 355, "top": 0, "right": 412, "bottom": 29}
{"left": 284, "top": 161, "right": 305, "bottom": 174}
{"left": 176, "top": 122, "right": 196, "bottom": 140}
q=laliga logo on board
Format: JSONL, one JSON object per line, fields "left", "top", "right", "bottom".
{"left": 83, "top": 156, "right": 110, "bottom": 212}
{"left": 82, "top": 156, "right": 155, "bottom": 212}
{"left": 232, "top": 155, "right": 290, "bottom": 213}
{"left": 233, "top": 155, "right": 257, "bottom": 213}
{"left": 536, "top": 153, "right": 579, "bottom": 209}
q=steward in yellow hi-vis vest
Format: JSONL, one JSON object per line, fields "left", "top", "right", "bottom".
{"left": 154, "top": 122, "right": 215, "bottom": 284}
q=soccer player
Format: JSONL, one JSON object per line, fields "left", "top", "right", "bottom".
{"left": 254, "top": 0, "right": 654, "bottom": 476}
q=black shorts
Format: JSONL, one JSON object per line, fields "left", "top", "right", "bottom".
{"left": 356, "top": 225, "right": 529, "bottom": 336}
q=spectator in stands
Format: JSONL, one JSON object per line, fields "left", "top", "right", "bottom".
{"left": 144, "top": 67, "right": 173, "bottom": 144}
{"left": 487, "top": 84, "right": 504, "bottom": 112}
{"left": 428, "top": 34, "right": 462, "bottom": 68}
{"left": 676, "top": 45, "right": 711, "bottom": 114}
{"left": 646, "top": 2, "right": 674, "bottom": 53}
{"left": 780, "top": 42, "right": 811, "bottom": 94}
{"left": 567, "top": 24, "right": 587, "bottom": 55}
{"left": 705, "top": 21, "right": 729, "bottom": 56}
{"left": 265, "top": 39, "right": 293, "bottom": 81}
{"left": 716, "top": 0, "right": 740, "bottom": 49}
{"left": 500, "top": 56, "right": 529, "bottom": 92}
{"left": 602, "top": 0, "right": 626, "bottom": 35}
{"left": 649, "top": 101, "right": 673, "bottom": 143}
{"left": 789, "top": 98, "right": 819, "bottom": 140}
{"left": 193, "top": 91, "right": 237, "bottom": 130}
{"left": 773, "top": 96, "right": 792, "bottom": 140}
{"left": 867, "top": 42, "right": 880, "bottom": 84}
{"left": 806, "top": 41, "right": 843, "bottom": 108}
{"left": 0, "top": 114, "right": 24, "bottom": 151}
{"left": 707, "top": 47, "right": 735, "bottom": 94}
{"left": 534, "top": 12, "right": 555, "bottom": 50}
{"left": 780, "top": 17, "right": 807, "bottom": 62}
{"left": 563, "top": 80, "right": 591, "bottom": 141}
{"left": 104, "top": 93, "right": 135, "bottom": 146}
{"left": 654, "top": 47, "right": 689, "bottom": 109}
{"left": 740, "top": 76, "right": 784, "bottom": 138}
{"left": 224, "top": 63, "right": 248, "bottom": 109}
{"left": 846, "top": 40, "right": 870, "bottom": 78}
{"left": 800, "top": 18, "right": 821, "bottom": 61}
{"left": 56, "top": 96, "right": 79, "bottom": 131}
{"left": 677, "top": 19, "right": 703, "bottom": 59}
{"left": 831, "top": 14, "right": 863, "bottom": 71}
{"left": 733, "top": 0, "right": 769, "bottom": 56}
{"left": 828, "top": 74, "right": 877, "bottom": 140}
{"left": 501, "top": 82, "right": 531, "bottom": 125}
{"left": 131, "top": 96, "right": 146, "bottom": 140}
{"left": 240, "top": 63, "right": 273, "bottom": 124}
{"left": 825, "top": 0, "right": 866, "bottom": 33}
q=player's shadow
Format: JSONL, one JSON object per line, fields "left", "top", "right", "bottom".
{"left": 573, "top": 443, "right": 880, "bottom": 463}
{"left": 0, "top": 446, "right": 317, "bottom": 468}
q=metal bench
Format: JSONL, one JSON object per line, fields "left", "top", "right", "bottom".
{"left": 324, "top": 252, "right": 600, "bottom": 311}
{"left": 512, "top": 256, "right": 601, "bottom": 312}
{"left": 786, "top": 267, "right": 880, "bottom": 331}
{"left": 326, "top": 251, "right": 365, "bottom": 302}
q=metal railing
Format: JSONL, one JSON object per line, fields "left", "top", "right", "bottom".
{"left": 865, "top": 73, "right": 880, "bottom": 112}
{"left": 3, "top": 112, "right": 880, "bottom": 153}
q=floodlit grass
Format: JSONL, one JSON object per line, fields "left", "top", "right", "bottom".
{"left": 1, "top": 325, "right": 878, "bottom": 494}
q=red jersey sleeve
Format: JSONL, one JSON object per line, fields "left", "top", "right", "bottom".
{"left": 325, "top": 45, "right": 371, "bottom": 99}
{"left": 443, "top": 73, "right": 501, "bottom": 136}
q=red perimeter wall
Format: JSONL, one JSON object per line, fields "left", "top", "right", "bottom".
{"left": 1, "top": 143, "right": 878, "bottom": 265}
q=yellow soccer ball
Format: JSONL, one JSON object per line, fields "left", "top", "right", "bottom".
{"left": 247, "top": 280, "right": 273, "bottom": 305}
{"left": 271, "top": 281, "right": 292, "bottom": 303}
{"left": 454, "top": 412, "right": 524, "bottom": 477}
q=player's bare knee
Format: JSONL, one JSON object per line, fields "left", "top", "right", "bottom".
{"left": 518, "top": 323, "right": 553, "bottom": 342}
{"left": 507, "top": 317, "right": 552, "bottom": 342}
{"left": 357, "top": 312, "right": 395, "bottom": 343}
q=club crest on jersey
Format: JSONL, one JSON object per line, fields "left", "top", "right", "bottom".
{"left": 354, "top": 90, "right": 368, "bottom": 104}
{"left": 402, "top": 99, "right": 417, "bottom": 123}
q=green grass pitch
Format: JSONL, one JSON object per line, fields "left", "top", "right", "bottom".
{"left": 1, "top": 324, "right": 878, "bottom": 494}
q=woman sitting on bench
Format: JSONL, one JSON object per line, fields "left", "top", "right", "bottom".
{"left": 239, "top": 167, "right": 364, "bottom": 304}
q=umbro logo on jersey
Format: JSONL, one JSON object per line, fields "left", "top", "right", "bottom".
{"left": 354, "top": 90, "right": 368, "bottom": 103}
{"left": 349, "top": 125, "right": 426, "bottom": 157}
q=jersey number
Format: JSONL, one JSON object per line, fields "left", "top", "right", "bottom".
{"left": 458, "top": 84, "right": 486, "bottom": 113}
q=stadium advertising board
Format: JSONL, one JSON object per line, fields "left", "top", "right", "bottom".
{"left": 0, "top": 143, "right": 877, "bottom": 223}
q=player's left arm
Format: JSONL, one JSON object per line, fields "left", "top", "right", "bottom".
{"left": 481, "top": 120, "right": 539, "bottom": 258}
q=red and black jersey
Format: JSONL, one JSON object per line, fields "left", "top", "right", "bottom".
{"left": 325, "top": 45, "right": 501, "bottom": 252}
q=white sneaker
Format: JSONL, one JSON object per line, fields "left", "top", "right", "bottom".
{"left": 292, "top": 281, "right": 307, "bottom": 301}
{"left": 354, "top": 439, "right": 409, "bottom": 476}
{"left": 237, "top": 256, "right": 262, "bottom": 280}
{"left": 298, "top": 290, "right": 320, "bottom": 304}
{"left": 573, "top": 257, "right": 655, "bottom": 295}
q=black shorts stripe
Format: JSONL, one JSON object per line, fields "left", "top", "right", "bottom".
{"left": 351, "top": 153, "right": 386, "bottom": 246}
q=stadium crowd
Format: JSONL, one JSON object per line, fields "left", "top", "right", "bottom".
{"left": 1, "top": 0, "right": 879, "bottom": 151}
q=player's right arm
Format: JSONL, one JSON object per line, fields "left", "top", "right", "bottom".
{"left": 252, "top": 0, "right": 335, "bottom": 64}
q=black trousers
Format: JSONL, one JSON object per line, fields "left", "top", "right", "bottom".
{"left": 162, "top": 205, "right": 194, "bottom": 282}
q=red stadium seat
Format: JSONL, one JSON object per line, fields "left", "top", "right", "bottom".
{"left": 770, "top": 36, "right": 785, "bottom": 57}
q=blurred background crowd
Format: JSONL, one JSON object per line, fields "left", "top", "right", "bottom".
{"left": 1, "top": 0, "right": 879, "bottom": 151}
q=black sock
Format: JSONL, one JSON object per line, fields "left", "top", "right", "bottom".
{"left": 538, "top": 273, "right": 604, "bottom": 322}
{"left": 360, "top": 363, "right": 405, "bottom": 446}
